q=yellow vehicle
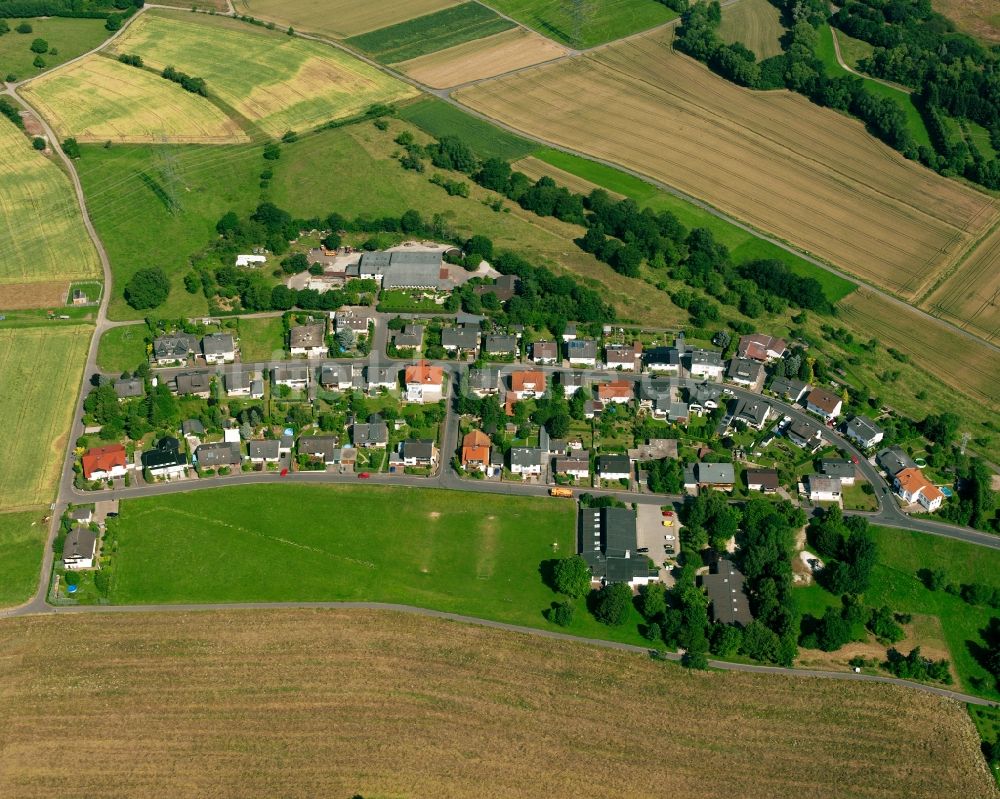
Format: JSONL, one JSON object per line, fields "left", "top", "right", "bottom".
{"left": 662, "top": 519, "right": 673, "bottom": 527}
{"left": 549, "top": 487, "right": 574, "bottom": 498}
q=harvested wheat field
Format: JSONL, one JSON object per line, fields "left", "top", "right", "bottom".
{"left": 0, "top": 609, "right": 995, "bottom": 799}
{"left": 0, "top": 119, "right": 100, "bottom": 287}
{"left": 839, "top": 289, "right": 1000, "bottom": 406}
{"left": 0, "top": 280, "right": 70, "bottom": 310}
{"left": 20, "top": 55, "right": 248, "bottom": 144}
{"left": 455, "top": 35, "right": 998, "bottom": 300}
{"left": 234, "top": 0, "right": 461, "bottom": 38}
{"left": 933, "top": 0, "right": 999, "bottom": 44}
{"left": 923, "top": 221, "right": 1000, "bottom": 344}
{"left": 106, "top": 12, "right": 418, "bottom": 136}
{"left": 397, "top": 27, "right": 568, "bottom": 88}
{"left": 718, "top": 0, "right": 785, "bottom": 59}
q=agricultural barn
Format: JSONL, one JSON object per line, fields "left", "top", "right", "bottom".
{"left": 358, "top": 250, "right": 448, "bottom": 289}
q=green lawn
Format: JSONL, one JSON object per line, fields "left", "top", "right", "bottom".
{"left": 966, "top": 120, "right": 998, "bottom": 160}
{"left": 97, "top": 324, "right": 149, "bottom": 373}
{"left": 487, "top": 0, "right": 676, "bottom": 48}
{"left": 346, "top": 2, "right": 515, "bottom": 63}
{"left": 841, "top": 481, "right": 878, "bottom": 511}
{"left": 831, "top": 28, "right": 873, "bottom": 70}
{"left": 238, "top": 316, "right": 286, "bottom": 362}
{"left": 0, "top": 17, "right": 110, "bottom": 81}
{"left": 0, "top": 511, "right": 46, "bottom": 607}
{"left": 105, "top": 484, "right": 648, "bottom": 644}
{"left": 816, "top": 25, "right": 932, "bottom": 151}
{"left": 398, "top": 97, "right": 537, "bottom": 160}
{"left": 533, "top": 148, "right": 857, "bottom": 304}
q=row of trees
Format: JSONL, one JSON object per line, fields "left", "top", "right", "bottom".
{"left": 161, "top": 65, "right": 207, "bottom": 97}
{"left": 0, "top": 0, "right": 142, "bottom": 17}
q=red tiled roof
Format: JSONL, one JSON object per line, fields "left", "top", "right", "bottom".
{"left": 82, "top": 444, "right": 126, "bottom": 479}
{"left": 511, "top": 370, "right": 545, "bottom": 393}
{"left": 405, "top": 360, "right": 443, "bottom": 386}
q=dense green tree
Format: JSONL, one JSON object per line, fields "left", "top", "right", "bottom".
{"left": 29, "top": 37, "right": 47, "bottom": 53}
{"left": 593, "top": 582, "right": 632, "bottom": 626}
{"left": 552, "top": 555, "right": 591, "bottom": 598}
{"left": 124, "top": 267, "right": 170, "bottom": 310}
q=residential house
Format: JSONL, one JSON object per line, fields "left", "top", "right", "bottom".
{"left": 703, "top": 560, "right": 753, "bottom": 625}
{"left": 689, "top": 348, "right": 724, "bottom": 380}
{"left": 456, "top": 312, "right": 485, "bottom": 327}
{"left": 442, "top": 325, "right": 480, "bottom": 355}
{"left": 152, "top": 333, "right": 198, "bottom": 365}
{"left": 114, "top": 377, "right": 144, "bottom": 400}
{"left": 579, "top": 507, "right": 652, "bottom": 587}
{"left": 279, "top": 433, "right": 294, "bottom": 456}
{"left": 566, "top": 338, "right": 597, "bottom": 367}
{"left": 554, "top": 453, "right": 590, "bottom": 480}
{"left": 669, "top": 401, "right": 689, "bottom": 423}
{"left": 605, "top": 342, "right": 641, "bottom": 371}
{"left": 687, "top": 382, "right": 722, "bottom": 413}
{"left": 175, "top": 371, "right": 212, "bottom": 399}
{"left": 82, "top": 444, "right": 128, "bottom": 481}
{"left": 509, "top": 447, "right": 544, "bottom": 477}
{"left": 404, "top": 361, "right": 444, "bottom": 403}
{"left": 247, "top": 439, "right": 281, "bottom": 464}
{"left": 560, "top": 371, "right": 586, "bottom": 396}
{"left": 181, "top": 419, "right": 205, "bottom": 438}
{"left": 69, "top": 507, "right": 93, "bottom": 525}
{"left": 333, "top": 307, "right": 371, "bottom": 334}
{"left": 474, "top": 273, "right": 518, "bottom": 301}
{"left": 894, "top": 467, "right": 944, "bottom": 512}
{"left": 484, "top": 334, "right": 517, "bottom": 358}
{"left": 250, "top": 379, "right": 264, "bottom": 400}
{"left": 461, "top": 429, "right": 491, "bottom": 471}
{"left": 401, "top": 440, "right": 437, "bottom": 468}
{"left": 393, "top": 324, "right": 424, "bottom": 351}
{"left": 844, "top": 415, "right": 885, "bottom": 449}
{"left": 584, "top": 398, "right": 605, "bottom": 419}
{"left": 726, "top": 357, "right": 766, "bottom": 391}
{"left": 732, "top": 397, "right": 772, "bottom": 431}
{"left": 225, "top": 370, "right": 252, "bottom": 397}
{"left": 806, "top": 387, "right": 843, "bottom": 421}
{"left": 746, "top": 468, "right": 779, "bottom": 494}
{"left": 638, "top": 377, "right": 672, "bottom": 419}
{"left": 597, "top": 454, "right": 631, "bottom": 482}
{"left": 63, "top": 527, "right": 98, "bottom": 571}
{"left": 141, "top": 437, "right": 187, "bottom": 479}
{"left": 685, "top": 462, "right": 736, "bottom": 492}
{"left": 561, "top": 322, "right": 578, "bottom": 342}
{"left": 202, "top": 333, "right": 236, "bottom": 365}
{"left": 320, "top": 364, "right": 357, "bottom": 391}
{"left": 820, "top": 458, "right": 856, "bottom": 486}
{"left": 298, "top": 436, "right": 340, "bottom": 466}
{"left": 468, "top": 367, "right": 500, "bottom": 397}
{"left": 768, "top": 375, "right": 810, "bottom": 404}
{"left": 352, "top": 414, "right": 389, "bottom": 448}
{"left": 808, "top": 475, "right": 842, "bottom": 502}
{"left": 289, "top": 322, "right": 327, "bottom": 358}
{"left": 367, "top": 365, "right": 398, "bottom": 393}
{"left": 877, "top": 446, "right": 915, "bottom": 477}
{"left": 786, "top": 418, "right": 824, "bottom": 450}
{"left": 272, "top": 365, "right": 310, "bottom": 390}
{"left": 195, "top": 442, "right": 242, "bottom": 469}
{"left": 532, "top": 340, "right": 559, "bottom": 364}
{"left": 597, "top": 380, "right": 633, "bottom": 404}
{"left": 509, "top": 370, "right": 546, "bottom": 400}
{"left": 644, "top": 346, "right": 681, "bottom": 374}
{"left": 737, "top": 333, "right": 786, "bottom": 362}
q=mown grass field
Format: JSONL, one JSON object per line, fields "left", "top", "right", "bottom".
{"left": 237, "top": 315, "right": 285, "bottom": 362}
{"left": 0, "top": 511, "right": 46, "bottom": 608}
{"left": 0, "top": 609, "right": 995, "bottom": 799}
{"left": 718, "top": 0, "right": 785, "bottom": 59}
{"left": 0, "top": 17, "right": 109, "bottom": 80}
{"left": 107, "top": 11, "right": 418, "bottom": 136}
{"left": 0, "top": 325, "right": 90, "bottom": 511}
{"left": 396, "top": 27, "right": 568, "bottom": 88}
{"left": 488, "top": 0, "right": 677, "bottom": 48}
{"left": 832, "top": 27, "right": 874, "bottom": 69}
{"left": 0, "top": 118, "right": 100, "bottom": 291}
{"left": 21, "top": 55, "right": 249, "bottom": 144}
{"left": 235, "top": 0, "right": 461, "bottom": 39}
{"left": 455, "top": 33, "right": 998, "bottom": 302}
{"left": 346, "top": 2, "right": 515, "bottom": 64}
{"left": 96, "top": 324, "right": 149, "bottom": 373}
{"left": 398, "top": 96, "right": 537, "bottom": 160}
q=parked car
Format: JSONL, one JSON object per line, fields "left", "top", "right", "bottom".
{"left": 637, "top": 547, "right": 649, "bottom": 553}
{"left": 851, "top": 454, "right": 859, "bottom": 464}
{"left": 665, "top": 535, "right": 675, "bottom": 541}
{"left": 358, "top": 472, "right": 371, "bottom": 479}
{"left": 662, "top": 520, "right": 673, "bottom": 527}
{"left": 662, "top": 510, "right": 675, "bottom": 517}
{"left": 280, "top": 468, "right": 288, "bottom": 477}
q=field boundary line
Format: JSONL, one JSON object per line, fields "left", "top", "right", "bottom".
{"left": 13, "top": 600, "right": 998, "bottom": 706}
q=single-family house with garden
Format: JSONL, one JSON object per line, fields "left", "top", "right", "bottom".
{"left": 153, "top": 333, "right": 197, "bottom": 365}
{"left": 405, "top": 361, "right": 444, "bottom": 403}
{"left": 732, "top": 397, "right": 771, "bottom": 430}
{"left": 82, "top": 444, "right": 128, "bottom": 481}
{"left": 175, "top": 371, "right": 212, "bottom": 398}
{"left": 738, "top": 333, "right": 786, "bottom": 362}
{"left": 333, "top": 308, "right": 371, "bottom": 333}
{"left": 393, "top": 324, "right": 424, "bottom": 352}
{"left": 202, "top": 333, "right": 236, "bottom": 364}
{"left": 746, "top": 468, "right": 779, "bottom": 494}
{"left": 560, "top": 371, "right": 586, "bottom": 396}
{"left": 726, "top": 357, "right": 766, "bottom": 391}
{"left": 877, "top": 446, "right": 915, "bottom": 477}
{"left": 686, "top": 462, "right": 735, "bottom": 492}
{"left": 461, "top": 429, "right": 491, "bottom": 471}
{"left": 597, "top": 380, "right": 633, "bottom": 404}
{"left": 510, "top": 370, "right": 546, "bottom": 400}
{"left": 289, "top": 322, "right": 328, "bottom": 358}
{"left": 689, "top": 348, "right": 724, "bottom": 380}
{"left": 806, "top": 387, "right": 843, "bottom": 421}
{"left": 141, "top": 437, "right": 187, "bottom": 480}
{"left": 225, "top": 370, "right": 252, "bottom": 397}
{"left": 352, "top": 414, "right": 389, "bottom": 448}
{"left": 820, "top": 458, "right": 856, "bottom": 485}
{"left": 247, "top": 439, "right": 281, "bottom": 464}
{"left": 272, "top": 365, "right": 310, "bottom": 390}
{"left": 532, "top": 340, "right": 559, "bottom": 364}
{"left": 367, "top": 365, "right": 397, "bottom": 392}
{"left": 894, "top": 467, "right": 944, "bottom": 512}
{"left": 597, "top": 454, "right": 631, "bottom": 482}
{"left": 442, "top": 325, "right": 480, "bottom": 355}
{"left": 554, "top": 453, "right": 590, "bottom": 479}
{"left": 566, "top": 338, "right": 597, "bottom": 367}
{"left": 195, "top": 442, "right": 242, "bottom": 469}
{"left": 468, "top": 367, "right": 500, "bottom": 396}
{"left": 299, "top": 436, "right": 340, "bottom": 466}
{"left": 484, "top": 334, "right": 517, "bottom": 358}
{"left": 844, "top": 415, "right": 884, "bottom": 449}
{"left": 808, "top": 475, "right": 842, "bottom": 502}
{"left": 402, "top": 440, "right": 437, "bottom": 468}
{"left": 605, "top": 342, "right": 641, "bottom": 371}
{"left": 509, "top": 447, "right": 544, "bottom": 477}
{"left": 63, "top": 526, "right": 98, "bottom": 571}
{"left": 644, "top": 346, "right": 681, "bottom": 374}
{"left": 320, "top": 363, "right": 358, "bottom": 391}
{"left": 787, "top": 418, "right": 824, "bottom": 450}
{"left": 114, "top": 377, "right": 144, "bottom": 400}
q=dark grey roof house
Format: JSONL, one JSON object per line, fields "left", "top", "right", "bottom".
{"left": 597, "top": 454, "right": 631, "bottom": 478}
{"left": 468, "top": 367, "right": 500, "bottom": 394}
{"left": 114, "top": 377, "right": 144, "bottom": 399}
{"left": 175, "top": 371, "right": 212, "bottom": 397}
{"left": 484, "top": 334, "right": 517, "bottom": 355}
{"left": 298, "top": 435, "right": 339, "bottom": 464}
{"left": 394, "top": 324, "right": 424, "bottom": 349}
{"left": 579, "top": 506, "right": 649, "bottom": 585}
{"left": 63, "top": 526, "right": 98, "bottom": 569}
{"left": 442, "top": 325, "right": 479, "bottom": 352}
{"left": 195, "top": 442, "right": 241, "bottom": 468}
{"left": 153, "top": 333, "right": 197, "bottom": 363}
{"left": 247, "top": 439, "right": 281, "bottom": 461}
{"left": 844, "top": 415, "right": 884, "bottom": 448}
{"left": 352, "top": 415, "right": 389, "bottom": 448}
{"left": 877, "top": 446, "right": 915, "bottom": 477}
{"left": 703, "top": 560, "right": 753, "bottom": 625}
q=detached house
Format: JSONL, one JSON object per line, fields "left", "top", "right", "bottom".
{"left": 532, "top": 340, "right": 559, "bottom": 364}
{"left": 509, "top": 447, "right": 544, "bottom": 477}
{"left": 685, "top": 462, "right": 736, "bottom": 492}
{"left": 141, "top": 437, "right": 187, "bottom": 479}
{"left": 468, "top": 367, "right": 500, "bottom": 396}
{"left": 393, "top": 324, "right": 424, "bottom": 352}
{"left": 820, "top": 458, "right": 856, "bottom": 486}
{"left": 509, "top": 370, "right": 546, "bottom": 400}
{"left": 82, "top": 444, "right": 128, "bottom": 481}
{"left": 689, "top": 348, "right": 724, "bottom": 380}
{"left": 333, "top": 307, "right": 371, "bottom": 334}
{"left": 247, "top": 439, "right": 281, "bottom": 464}
{"left": 554, "top": 453, "right": 590, "bottom": 480}
{"left": 195, "top": 442, "right": 242, "bottom": 469}
{"left": 597, "top": 380, "right": 633, "bottom": 404}
{"left": 272, "top": 365, "right": 310, "bottom": 390}
{"left": 806, "top": 387, "right": 843, "bottom": 421}
{"left": 845, "top": 415, "right": 884, "bottom": 449}
{"left": 63, "top": 527, "right": 98, "bottom": 571}
{"left": 808, "top": 475, "right": 842, "bottom": 502}
{"left": 877, "top": 446, "right": 915, "bottom": 477}
{"left": 566, "top": 338, "right": 597, "bottom": 367}
{"left": 442, "top": 325, "right": 480, "bottom": 355}
{"left": 787, "top": 418, "right": 824, "bottom": 450}
{"left": 461, "top": 429, "right": 491, "bottom": 471}
{"left": 738, "top": 333, "right": 786, "bottom": 362}
{"left": 298, "top": 436, "right": 340, "bottom": 466}
{"left": 645, "top": 346, "right": 681, "bottom": 374}
{"left": 597, "top": 454, "right": 631, "bottom": 482}
{"left": 768, "top": 375, "right": 810, "bottom": 404}
{"left": 746, "top": 468, "right": 779, "bottom": 494}
{"left": 732, "top": 397, "right": 772, "bottom": 430}
{"left": 560, "top": 371, "right": 586, "bottom": 396}
{"left": 202, "top": 333, "right": 236, "bottom": 365}
{"left": 114, "top": 377, "right": 144, "bottom": 400}
{"left": 401, "top": 440, "right": 437, "bottom": 468}
{"left": 726, "top": 357, "right": 766, "bottom": 391}
{"left": 484, "top": 334, "right": 517, "bottom": 358}
{"left": 605, "top": 342, "right": 641, "bottom": 371}
{"left": 152, "top": 333, "right": 197, "bottom": 365}
{"left": 688, "top": 382, "right": 722, "bottom": 413}
{"left": 367, "top": 365, "right": 397, "bottom": 392}
{"left": 225, "top": 370, "right": 252, "bottom": 397}
{"left": 175, "top": 371, "right": 212, "bottom": 399}
{"left": 894, "top": 467, "right": 944, "bottom": 512}
{"left": 352, "top": 414, "right": 389, "bottom": 448}
{"left": 404, "top": 361, "right": 444, "bottom": 403}
{"left": 289, "top": 322, "right": 327, "bottom": 358}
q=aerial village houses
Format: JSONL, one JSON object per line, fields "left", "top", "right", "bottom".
{"left": 560, "top": 371, "right": 586, "bottom": 396}
{"left": 509, "top": 370, "right": 546, "bottom": 400}
{"left": 441, "top": 325, "right": 480, "bottom": 356}
{"left": 272, "top": 365, "right": 310, "bottom": 391}
{"left": 597, "top": 454, "right": 631, "bottom": 482}
{"left": 605, "top": 342, "right": 641, "bottom": 371}
{"left": 352, "top": 414, "right": 389, "bottom": 448}
{"left": 844, "top": 415, "right": 885, "bottom": 449}
{"left": 894, "top": 467, "right": 944, "bottom": 512}
{"left": 532, "top": 340, "right": 559, "bottom": 365}
{"left": 367, "top": 365, "right": 398, "bottom": 392}
{"left": 114, "top": 377, "right": 144, "bottom": 400}
{"left": 806, "top": 387, "right": 843, "bottom": 421}
{"left": 82, "top": 444, "right": 129, "bottom": 481}
{"left": 195, "top": 441, "right": 242, "bottom": 470}
{"left": 333, "top": 307, "right": 371, "bottom": 334}
{"left": 393, "top": 324, "right": 424, "bottom": 352}
{"left": 768, "top": 375, "right": 810, "bottom": 403}
{"left": 153, "top": 333, "right": 198, "bottom": 365}
{"left": 247, "top": 439, "right": 281, "bottom": 465}
{"left": 732, "top": 397, "right": 771, "bottom": 430}
{"left": 746, "top": 468, "right": 779, "bottom": 494}
{"left": 566, "top": 338, "right": 598, "bottom": 367}
{"left": 645, "top": 346, "right": 681, "bottom": 374}
{"left": 298, "top": 436, "right": 341, "bottom": 466}
{"left": 401, "top": 440, "right": 438, "bottom": 468}
{"left": 737, "top": 333, "right": 786, "bottom": 362}
{"left": 554, "top": 453, "right": 590, "bottom": 480}
{"left": 685, "top": 462, "right": 736, "bottom": 493}
{"left": 689, "top": 348, "right": 724, "bottom": 380}
{"left": 484, "top": 334, "right": 517, "bottom": 358}
{"left": 509, "top": 447, "right": 544, "bottom": 478}
{"left": 820, "top": 458, "right": 856, "bottom": 486}
{"left": 468, "top": 367, "right": 499, "bottom": 397}
{"left": 808, "top": 475, "right": 843, "bottom": 502}
{"left": 202, "top": 333, "right": 236, "bottom": 365}
{"left": 175, "top": 371, "right": 212, "bottom": 399}
{"left": 787, "top": 418, "right": 824, "bottom": 450}
{"left": 289, "top": 322, "right": 328, "bottom": 358}
{"left": 726, "top": 358, "right": 766, "bottom": 391}
{"left": 63, "top": 526, "right": 98, "bottom": 571}
{"left": 320, "top": 364, "right": 359, "bottom": 391}
{"left": 877, "top": 446, "right": 915, "bottom": 477}
{"left": 405, "top": 361, "right": 444, "bottom": 403}
{"left": 461, "top": 429, "right": 491, "bottom": 472}
{"left": 141, "top": 437, "right": 187, "bottom": 480}
{"left": 225, "top": 370, "right": 252, "bottom": 397}
{"left": 703, "top": 560, "right": 753, "bottom": 625}
{"left": 597, "top": 380, "right": 633, "bottom": 405}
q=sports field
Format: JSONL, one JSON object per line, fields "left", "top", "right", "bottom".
{"left": 21, "top": 55, "right": 248, "bottom": 144}
{"left": 397, "top": 27, "right": 568, "bottom": 88}
{"left": 0, "top": 17, "right": 109, "bottom": 80}
{"left": 718, "top": 0, "right": 784, "bottom": 59}
{"left": 0, "top": 118, "right": 100, "bottom": 289}
{"left": 235, "top": 0, "right": 460, "bottom": 39}
{"left": 0, "top": 511, "right": 47, "bottom": 608}
{"left": 345, "top": 2, "right": 515, "bottom": 64}
{"left": 487, "top": 0, "right": 677, "bottom": 48}
{"left": 922, "top": 221, "right": 1000, "bottom": 344}
{"left": 106, "top": 12, "right": 418, "bottom": 136}
{"left": 455, "top": 35, "right": 999, "bottom": 300}
{"left": 0, "top": 610, "right": 995, "bottom": 799}
{"left": 0, "top": 325, "right": 90, "bottom": 511}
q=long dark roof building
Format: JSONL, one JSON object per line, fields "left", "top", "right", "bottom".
{"left": 702, "top": 560, "right": 753, "bottom": 626}
{"left": 578, "top": 507, "right": 648, "bottom": 585}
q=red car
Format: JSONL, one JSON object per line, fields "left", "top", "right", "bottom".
{"left": 280, "top": 468, "right": 288, "bottom": 477}
{"left": 358, "top": 472, "right": 371, "bottom": 479}
{"left": 661, "top": 510, "right": 675, "bottom": 517}
{"left": 850, "top": 455, "right": 859, "bottom": 465}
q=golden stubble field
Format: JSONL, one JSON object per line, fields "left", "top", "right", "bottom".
{"left": 454, "top": 33, "right": 999, "bottom": 301}
{"left": 234, "top": 0, "right": 461, "bottom": 38}
{"left": 398, "top": 27, "right": 568, "bottom": 88}
{"left": 20, "top": 55, "right": 249, "bottom": 144}
{"left": 0, "top": 609, "right": 995, "bottom": 799}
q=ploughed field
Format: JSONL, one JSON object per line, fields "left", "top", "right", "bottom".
{"left": 0, "top": 609, "right": 994, "bottom": 799}
{"left": 454, "top": 32, "right": 999, "bottom": 302}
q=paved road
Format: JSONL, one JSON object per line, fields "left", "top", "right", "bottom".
{"left": 8, "top": 599, "right": 994, "bottom": 707}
